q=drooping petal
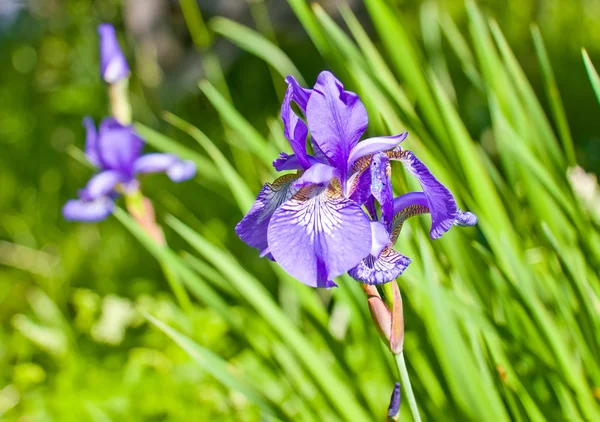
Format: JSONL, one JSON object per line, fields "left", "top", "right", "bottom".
{"left": 348, "top": 247, "right": 411, "bottom": 285}
{"left": 273, "top": 153, "right": 302, "bottom": 171}
{"left": 347, "top": 132, "right": 408, "bottom": 169}
{"left": 79, "top": 170, "right": 125, "bottom": 201}
{"left": 370, "top": 221, "right": 389, "bottom": 258}
{"left": 62, "top": 196, "right": 115, "bottom": 222}
{"left": 306, "top": 71, "right": 367, "bottom": 178}
{"left": 284, "top": 75, "right": 312, "bottom": 112}
{"left": 134, "top": 153, "right": 179, "bottom": 173}
{"left": 455, "top": 209, "right": 478, "bottom": 226}
{"left": 282, "top": 80, "right": 311, "bottom": 169}
{"left": 370, "top": 152, "right": 393, "bottom": 224}
{"left": 267, "top": 181, "right": 372, "bottom": 288}
{"left": 393, "top": 193, "right": 478, "bottom": 230}
{"left": 166, "top": 160, "right": 196, "bottom": 182}
{"left": 388, "top": 150, "right": 457, "bottom": 239}
{"left": 97, "top": 117, "right": 143, "bottom": 175}
{"left": 293, "top": 163, "right": 338, "bottom": 188}
{"left": 98, "top": 24, "right": 130, "bottom": 84}
{"left": 133, "top": 153, "right": 196, "bottom": 182}
{"left": 235, "top": 174, "right": 300, "bottom": 256}
{"left": 83, "top": 117, "right": 101, "bottom": 167}
{"left": 392, "top": 192, "right": 428, "bottom": 214}
{"left": 273, "top": 152, "right": 320, "bottom": 172}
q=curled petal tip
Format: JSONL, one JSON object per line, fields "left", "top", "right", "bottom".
{"left": 167, "top": 160, "right": 196, "bottom": 182}
{"left": 455, "top": 210, "right": 478, "bottom": 226}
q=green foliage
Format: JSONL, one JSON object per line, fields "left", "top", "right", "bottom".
{"left": 2, "top": 1, "right": 600, "bottom": 421}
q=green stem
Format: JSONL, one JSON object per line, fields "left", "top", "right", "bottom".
{"left": 159, "top": 258, "right": 193, "bottom": 315}
{"left": 394, "top": 352, "right": 422, "bottom": 422}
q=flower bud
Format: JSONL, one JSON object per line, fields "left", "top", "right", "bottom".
{"left": 387, "top": 382, "right": 401, "bottom": 421}
{"left": 98, "top": 24, "right": 130, "bottom": 84}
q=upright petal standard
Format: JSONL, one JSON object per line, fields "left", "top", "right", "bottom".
{"left": 236, "top": 71, "right": 478, "bottom": 288}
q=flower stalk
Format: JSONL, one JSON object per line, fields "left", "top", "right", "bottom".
{"left": 363, "top": 281, "right": 421, "bottom": 422}
{"left": 124, "top": 192, "right": 193, "bottom": 314}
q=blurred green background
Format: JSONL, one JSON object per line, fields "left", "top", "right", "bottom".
{"left": 1, "top": 0, "right": 600, "bottom": 420}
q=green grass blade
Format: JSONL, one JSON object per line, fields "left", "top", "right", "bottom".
{"left": 145, "top": 313, "right": 286, "bottom": 419}
{"left": 113, "top": 208, "right": 236, "bottom": 327}
{"left": 531, "top": 25, "right": 576, "bottom": 165}
{"left": 163, "top": 111, "right": 255, "bottom": 212}
{"left": 199, "top": 80, "right": 277, "bottom": 168}
{"left": 166, "top": 215, "right": 373, "bottom": 422}
{"left": 582, "top": 49, "right": 600, "bottom": 105}
{"left": 209, "top": 16, "right": 305, "bottom": 85}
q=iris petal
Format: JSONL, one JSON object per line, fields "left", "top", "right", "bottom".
{"left": 134, "top": 153, "right": 179, "bottom": 173}
{"left": 267, "top": 182, "right": 372, "bottom": 287}
{"left": 62, "top": 196, "right": 115, "bottom": 222}
{"left": 80, "top": 170, "right": 124, "bottom": 201}
{"left": 97, "top": 118, "right": 143, "bottom": 175}
{"left": 281, "top": 81, "right": 311, "bottom": 169}
{"left": 348, "top": 247, "right": 411, "bottom": 285}
{"left": 284, "top": 75, "right": 312, "bottom": 112}
{"left": 347, "top": 132, "right": 407, "bottom": 169}
{"left": 455, "top": 210, "right": 478, "bottom": 226}
{"left": 388, "top": 150, "right": 457, "bottom": 239}
{"left": 98, "top": 24, "right": 130, "bottom": 83}
{"left": 306, "top": 71, "right": 368, "bottom": 179}
{"left": 235, "top": 174, "right": 300, "bottom": 255}
{"left": 133, "top": 153, "right": 197, "bottom": 182}
{"left": 293, "top": 163, "right": 338, "bottom": 188}
{"left": 83, "top": 117, "right": 101, "bottom": 167}
{"left": 370, "top": 153, "right": 393, "bottom": 224}
{"left": 370, "top": 221, "right": 389, "bottom": 258}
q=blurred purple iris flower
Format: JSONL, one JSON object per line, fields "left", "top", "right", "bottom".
{"left": 98, "top": 23, "right": 130, "bottom": 84}
{"left": 62, "top": 117, "right": 196, "bottom": 222}
{"left": 235, "top": 71, "right": 476, "bottom": 287}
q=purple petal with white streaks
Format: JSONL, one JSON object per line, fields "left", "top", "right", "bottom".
{"left": 267, "top": 184, "right": 372, "bottom": 287}
{"left": 235, "top": 174, "right": 300, "bottom": 255}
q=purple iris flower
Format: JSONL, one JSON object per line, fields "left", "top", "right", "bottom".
{"left": 63, "top": 117, "right": 196, "bottom": 222}
{"left": 235, "top": 71, "right": 476, "bottom": 288}
{"left": 98, "top": 23, "right": 130, "bottom": 84}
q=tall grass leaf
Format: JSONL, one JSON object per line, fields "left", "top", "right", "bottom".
{"left": 438, "top": 12, "right": 483, "bottom": 90}
{"left": 363, "top": 0, "right": 448, "bottom": 143}
{"left": 179, "top": 0, "right": 211, "bottom": 49}
{"left": 145, "top": 313, "right": 286, "bottom": 419}
{"left": 209, "top": 17, "right": 305, "bottom": 85}
{"left": 163, "top": 111, "right": 255, "bottom": 211}
{"left": 165, "top": 215, "right": 373, "bottom": 421}
{"left": 531, "top": 25, "right": 577, "bottom": 165}
{"left": 487, "top": 20, "right": 565, "bottom": 169}
{"left": 417, "top": 233, "right": 510, "bottom": 420}
{"left": 286, "top": 0, "right": 330, "bottom": 56}
{"left": 199, "top": 80, "right": 277, "bottom": 167}
{"left": 582, "top": 49, "right": 600, "bottom": 105}
{"left": 339, "top": 4, "right": 417, "bottom": 121}
{"left": 113, "top": 208, "right": 236, "bottom": 327}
